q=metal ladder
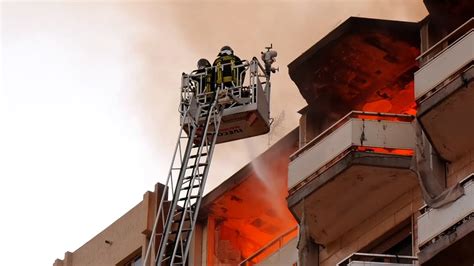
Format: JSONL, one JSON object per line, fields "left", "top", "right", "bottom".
{"left": 144, "top": 46, "right": 278, "bottom": 266}
{"left": 143, "top": 90, "right": 224, "bottom": 266}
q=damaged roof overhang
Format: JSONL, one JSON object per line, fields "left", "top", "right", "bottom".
{"left": 288, "top": 17, "right": 421, "bottom": 116}
{"left": 199, "top": 128, "right": 298, "bottom": 220}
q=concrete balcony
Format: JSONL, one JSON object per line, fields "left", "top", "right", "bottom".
{"left": 337, "top": 253, "right": 418, "bottom": 266}
{"left": 288, "top": 112, "right": 415, "bottom": 190}
{"left": 417, "top": 174, "right": 474, "bottom": 265}
{"left": 415, "top": 19, "right": 474, "bottom": 161}
{"left": 287, "top": 112, "right": 417, "bottom": 245}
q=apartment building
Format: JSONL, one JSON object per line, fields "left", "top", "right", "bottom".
{"left": 286, "top": 0, "right": 473, "bottom": 264}
{"left": 54, "top": 0, "right": 473, "bottom": 265}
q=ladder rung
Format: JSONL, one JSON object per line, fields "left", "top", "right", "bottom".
{"left": 181, "top": 184, "right": 200, "bottom": 190}
{"left": 176, "top": 216, "right": 191, "bottom": 222}
{"left": 186, "top": 163, "right": 207, "bottom": 169}
{"left": 193, "top": 144, "right": 210, "bottom": 148}
{"left": 173, "top": 211, "right": 183, "bottom": 218}
{"left": 171, "top": 228, "right": 192, "bottom": 235}
{"left": 178, "top": 195, "right": 199, "bottom": 201}
{"left": 183, "top": 173, "right": 203, "bottom": 180}
{"left": 173, "top": 211, "right": 193, "bottom": 219}
{"left": 189, "top": 153, "right": 208, "bottom": 159}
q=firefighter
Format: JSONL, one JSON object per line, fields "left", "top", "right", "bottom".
{"left": 213, "top": 46, "right": 245, "bottom": 89}
{"left": 193, "top": 58, "right": 214, "bottom": 94}
{"left": 197, "top": 58, "right": 211, "bottom": 69}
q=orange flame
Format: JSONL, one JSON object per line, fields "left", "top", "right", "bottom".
{"left": 356, "top": 146, "right": 414, "bottom": 156}
{"left": 360, "top": 81, "right": 417, "bottom": 115}
{"left": 205, "top": 143, "right": 298, "bottom": 265}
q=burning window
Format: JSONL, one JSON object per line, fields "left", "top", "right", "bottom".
{"left": 201, "top": 133, "right": 299, "bottom": 265}
{"left": 290, "top": 18, "right": 421, "bottom": 145}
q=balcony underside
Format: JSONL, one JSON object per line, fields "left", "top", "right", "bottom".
{"left": 418, "top": 66, "right": 474, "bottom": 161}
{"left": 288, "top": 151, "right": 417, "bottom": 245}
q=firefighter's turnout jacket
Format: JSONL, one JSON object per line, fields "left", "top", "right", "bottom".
{"left": 213, "top": 55, "right": 245, "bottom": 88}
{"left": 193, "top": 67, "right": 214, "bottom": 94}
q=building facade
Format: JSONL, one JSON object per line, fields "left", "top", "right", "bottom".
{"left": 54, "top": 184, "right": 164, "bottom": 266}
{"left": 286, "top": 0, "right": 473, "bottom": 265}
{"left": 55, "top": 0, "right": 473, "bottom": 265}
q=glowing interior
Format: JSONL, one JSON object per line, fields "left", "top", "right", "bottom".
{"left": 204, "top": 140, "right": 298, "bottom": 265}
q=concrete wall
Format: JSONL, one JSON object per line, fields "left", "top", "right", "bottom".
{"left": 54, "top": 185, "right": 161, "bottom": 266}
{"left": 447, "top": 149, "right": 474, "bottom": 187}
{"left": 318, "top": 187, "right": 423, "bottom": 266}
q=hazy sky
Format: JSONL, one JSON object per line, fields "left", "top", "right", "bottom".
{"left": 0, "top": 1, "right": 426, "bottom": 265}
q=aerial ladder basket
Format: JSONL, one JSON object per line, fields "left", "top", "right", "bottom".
{"left": 144, "top": 46, "right": 278, "bottom": 266}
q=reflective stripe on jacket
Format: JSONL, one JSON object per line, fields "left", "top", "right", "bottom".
{"left": 214, "top": 55, "right": 239, "bottom": 85}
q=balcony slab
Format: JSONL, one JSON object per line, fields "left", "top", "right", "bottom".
{"left": 289, "top": 112, "right": 415, "bottom": 191}
{"left": 415, "top": 29, "right": 473, "bottom": 100}
{"left": 417, "top": 66, "right": 474, "bottom": 161}
{"left": 288, "top": 151, "right": 417, "bottom": 245}
{"left": 418, "top": 216, "right": 474, "bottom": 266}
{"left": 417, "top": 176, "right": 474, "bottom": 247}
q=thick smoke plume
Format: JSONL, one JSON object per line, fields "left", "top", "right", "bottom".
{"left": 126, "top": 0, "right": 427, "bottom": 190}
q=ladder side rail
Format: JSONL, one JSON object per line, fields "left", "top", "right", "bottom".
{"left": 183, "top": 105, "right": 224, "bottom": 265}
{"left": 153, "top": 131, "right": 196, "bottom": 265}
{"left": 156, "top": 87, "right": 211, "bottom": 264}
{"left": 181, "top": 105, "right": 222, "bottom": 259}
{"left": 143, "top": 100, "right": 195, "bottom": 266}
{"left": 155, "top": 119, "right": 200, "bottom": 265}
{"left": 168, "top": 93, "right": 221, "bottom": 265}
{"left": 168, "top": 154, "right": 205, "bottom": 264}
{"left": 167, "top": 142, "right": 206, "bottom": 263}
{"left": 145, "top": 78, "right": 202, "bottom": 265}
{"left": 166, "top": 78, "right": 207, "bottom": 264}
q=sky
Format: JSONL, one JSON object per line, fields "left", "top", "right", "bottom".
{"left": 0, "top": 1, "right": 427, "bottom": 265}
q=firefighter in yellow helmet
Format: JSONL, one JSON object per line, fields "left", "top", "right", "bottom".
{"left": 213, "top": 46, "right": 245, "bottom": 89}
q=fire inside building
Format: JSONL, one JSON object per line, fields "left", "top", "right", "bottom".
{"left": 54, "top": 1, "right": 473, "bottom": 265}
